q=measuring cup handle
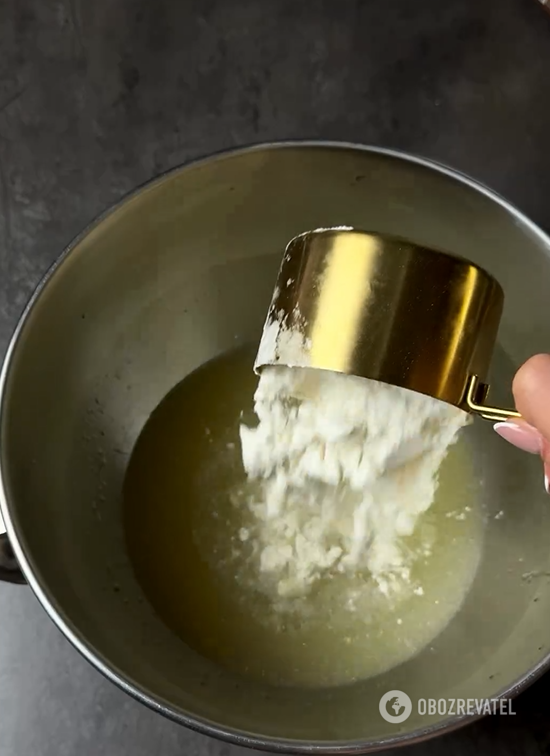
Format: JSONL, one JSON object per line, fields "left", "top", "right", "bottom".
{"left": 0, "top": 532, "right": 25, "bottom": 584}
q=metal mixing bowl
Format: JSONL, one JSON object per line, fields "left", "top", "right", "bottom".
{"left": 1, "top": 142, "right": 549, "bottom": 752}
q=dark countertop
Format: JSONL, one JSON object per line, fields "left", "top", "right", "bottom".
{"left": 1, "top": 0, "right": 550, "bottom": 753}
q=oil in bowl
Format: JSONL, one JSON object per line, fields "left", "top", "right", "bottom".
{"left": 124, "top": 345, "right": 484, "bottom": 688}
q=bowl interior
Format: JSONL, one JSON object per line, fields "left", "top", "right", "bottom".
{"left": 2, "top": 144, "right": 550, "bottom": 748}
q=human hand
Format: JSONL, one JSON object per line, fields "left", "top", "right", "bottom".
{"left": 493, "top": 354, "right": 550, "bottom": 494}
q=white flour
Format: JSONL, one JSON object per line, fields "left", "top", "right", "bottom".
{"left": 238, "top": 366, "right": 470, "bottom": 603}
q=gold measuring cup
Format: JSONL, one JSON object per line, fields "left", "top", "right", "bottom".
{"left": 255, "top": 227, "right": 520, "bottom": 422}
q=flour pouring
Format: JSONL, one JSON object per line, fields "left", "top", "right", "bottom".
{"left": 239, "top": 364, "right": 470, "bottom": 602}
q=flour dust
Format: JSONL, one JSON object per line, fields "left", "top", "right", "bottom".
{"left": 238, "top": 365, "right": 470, "bottom": 606}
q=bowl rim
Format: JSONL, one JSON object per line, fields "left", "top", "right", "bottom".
{"left": 1, "top": 139, "right": 549, "bottom": 754}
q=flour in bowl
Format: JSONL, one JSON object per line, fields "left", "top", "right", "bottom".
{"left": 238, "top": 366, "right": 470, "bottom": 603}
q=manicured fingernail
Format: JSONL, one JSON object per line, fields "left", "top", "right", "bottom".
{"left": 493, "top": 421, "right": 543, "bottom": 455}
{"left": 545, "top": 464, "right": 550, "bottom": 495}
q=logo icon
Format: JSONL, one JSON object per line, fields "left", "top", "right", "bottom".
{"left": 379, "top": 690, "right": 413, "bottom": 723}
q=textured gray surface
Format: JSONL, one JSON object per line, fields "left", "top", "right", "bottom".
{"left": 1, "top": 0, "right": 550, "bottom": 753}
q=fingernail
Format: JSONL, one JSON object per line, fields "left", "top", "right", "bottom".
{"left": 545, "top": 463, "right": 550, "bottom": 495}
{"left": 493, "top": 421, "right": 543, "bottom": 455}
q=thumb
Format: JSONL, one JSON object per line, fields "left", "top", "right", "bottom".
{"left": 512, "top": 354, "right": 550, "bottom": 443}
{"left": 493, "top": 354, "right": 550, "bottom": 495}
